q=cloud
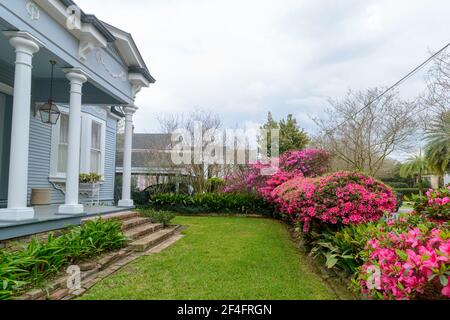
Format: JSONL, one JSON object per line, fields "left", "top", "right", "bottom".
{"left": 75, "top": 0, "right": 450, "bottom": 135}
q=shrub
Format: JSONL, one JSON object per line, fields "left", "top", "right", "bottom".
{"left": 413, "top": 187, "right": 450, "bottom": 222}
{"left": 148, "top": 193, "right": 273, "bottom": 216}
{"left": 206, "top": 178, "right": 226, "bottom": 193}
{"left": 279, "top": 149, "right": 330, "bottom": 177}
{"left": 354, "top": 222, "right": 450, "bottom": 300}
{"left": 309, "top": 222, "right": 380, "bottom": 274}
{"left": 394, "top": 188, "right": 420, "bottom": 199}
{"left": 0, "top": 219, "right": 126, "bottom": 300}
{"left": 309, "top": 213, "right": 437, "bottom": 275}
{"left": 132, "top": 189, "right": 150, "bottom": 206}
{"left": 139, "top": 209, "right": 176, "bottom": 226}
{"left": 272, "top": 172, "right": 397, "bottom": 232}
{"left": 387, "top": 182, "right": 410, "bottom": 189}
{"left": 223, "top": 149, "right": 330, "bottom": 194}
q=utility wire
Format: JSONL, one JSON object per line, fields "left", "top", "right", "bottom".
{"left": 324, "top": 41, "right": 450, "bottom": 135}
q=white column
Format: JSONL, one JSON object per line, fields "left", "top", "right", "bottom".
{"left": 0, "top": 32, "right": 42, "bottom": 221}
{"left": 58, "top": 69, "right": 88, "bottom": 215}
{"left": 118, "top": 105, "right": 138, "bottom": 207}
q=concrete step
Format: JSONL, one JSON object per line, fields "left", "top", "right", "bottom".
{"left": 124, "top": 223, "right": 164, "bottom": 241}
{"left": 130, "top": 227, "right": 179, "bottom": 252}
{"left": 83, "top": 211, "right": 139, "bottom": 223}
{"left": 121, "top": 217, "right": 152, "bottom": 231}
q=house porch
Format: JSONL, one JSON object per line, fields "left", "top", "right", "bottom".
{"left": 0, "top": 204, "right": 130, "bottom": 241}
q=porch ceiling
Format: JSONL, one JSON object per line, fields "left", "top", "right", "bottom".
{"left": 0, "top": 22, "right": 125, "bottom": 105}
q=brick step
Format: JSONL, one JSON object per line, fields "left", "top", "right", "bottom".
{"left": 124, "top": 223, "right": 164, "bottom": 241}
{"left": 83, "top": 211, "right": 139, "bottom": 223}
{"left": 130, "top": 227, "right": 179, "bottom": 252}
{"left": 121, "top": 217, "right": 152, "bottom": 231}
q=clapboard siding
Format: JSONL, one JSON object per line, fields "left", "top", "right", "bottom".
{"left": 102, "top": 128, "right": 117, "bottom": 200}
{"left": 0, "top": 60, "right": 14, "bottom": 87}
{"left": 0, "top": 94, "right": 13, "bottom": 208}
{"left": 26, "top": 106, "right": 118, "bottom": 205}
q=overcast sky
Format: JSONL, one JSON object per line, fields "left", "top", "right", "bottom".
{"left": 76, "top": 0, "right": 450, "bottom": 135}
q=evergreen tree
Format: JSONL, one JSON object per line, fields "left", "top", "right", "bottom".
{"left": 258, "top": 112, "right": 279, "bottom": 157}
{"left": 279, "top": 114, "right": 310, "bottom": 154}
{"left": 258, "top": 113, "right": 309, "bottom": 157}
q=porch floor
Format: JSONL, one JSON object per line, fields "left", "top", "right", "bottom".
{"left": 0, "top": 205, "right": 132, "bottom": 241}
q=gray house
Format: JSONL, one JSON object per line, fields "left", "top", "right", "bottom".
{"left": 116, "top": 133, "right": 186, "bottom": 191}
{"left": 0, "top": 0, "right": 154, "bottom": 240}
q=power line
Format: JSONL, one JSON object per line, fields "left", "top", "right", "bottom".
{"left": 324, "top": 41, "right": 450, "bottom": 135}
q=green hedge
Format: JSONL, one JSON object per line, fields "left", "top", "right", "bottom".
{"left": 394, "top": 188, "right": 421, "bottom": 198}
{"left": 146, "top": 193, "right": 274, "bottom": 216}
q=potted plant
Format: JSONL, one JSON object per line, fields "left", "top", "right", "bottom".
{"left": 79, "top": 173, "right": 102, "bottom": 196}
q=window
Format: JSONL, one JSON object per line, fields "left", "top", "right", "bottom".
{"left": 57, "top": 114, "right": 69, "bottom": 173}
{"left": 50, "top": 106, "right": 106, "bottom": 182}
{"left": 90, "top": 121, "right": 102, "bottom": 174}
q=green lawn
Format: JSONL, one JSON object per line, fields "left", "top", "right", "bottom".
{"left": 79, "top": 216, "right": 338, "bottom": 300}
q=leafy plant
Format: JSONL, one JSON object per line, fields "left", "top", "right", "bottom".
{"left": 79, "top": 173, "right": 102, "bottom": 183}
{"left": 0, "top": 219, "right": 126, "bottom": 300}
{"left": 206, "top": 178, "right": 225, "bottom": 193}
{"left": 139, "top": 209, "right": 176, "bottom": 227}
{"left": 309, "top": 223, "right": 380, "bottom": 274}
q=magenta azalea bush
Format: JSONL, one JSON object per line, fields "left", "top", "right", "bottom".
{"left": 279, "top": 149, "right": 330, "bottom": 177}
{"left": 414, "top": 187, "right": 450, "bottom": 222}
{"left": 272, "top": 172, "right": 397, "bottom": 232}
{"left": 223, "top": 148, "right": 330, "bottom": 196}
{"left": 357, "top": 223, "right": 450, "bottom": 300}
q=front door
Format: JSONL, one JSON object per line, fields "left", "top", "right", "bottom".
{"left": 0, "top": 92, "right": 12, "bottom": 207}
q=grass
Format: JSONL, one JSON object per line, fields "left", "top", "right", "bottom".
{"left": 79, "top": 216, "right": 338, "bottom": 300}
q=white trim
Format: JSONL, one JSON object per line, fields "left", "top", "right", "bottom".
{"left": 34, "top": 0, "right": 108, "bottom": 60}
{"left": 49, "top": 104, "right": 70, "bottom": 181}
{"left": 0, "top": 83, "right": 13, "bottom": 96}
{"left": 80, "top": 112, "right": 106, "bottom": 177}
{"left": 49, "top": 105, "right": 106, "bottom": 182}
{"left": 105, "top": 24, "right": 146, "bottom": 68}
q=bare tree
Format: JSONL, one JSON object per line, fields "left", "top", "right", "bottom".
{"left": 314, "top": 88, "right": 419, "bottom": 176}
{"left": 157, "top": 109, "right": 223, "bottom": 193}
{"left": 422, "top": 51, "right": 450, "bottom": 120}
{"left": 418, "top": 51, "right": 450, "bottom": 133}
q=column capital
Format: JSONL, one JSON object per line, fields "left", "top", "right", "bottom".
{"left": 64, "top": 68, "right": 88, "bottom": 84}
{"left": 4, "top": 31, "right": 43, "bottom": 55}
{"left": 123, "top": 104, "right": 139, "bottom": 115}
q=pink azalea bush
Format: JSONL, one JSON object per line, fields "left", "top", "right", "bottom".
{"left": 279, "top": 149, "right": 330, "bottom": 177}
{"left": 223, "top": 148, "right": 330, "bottom": 196}
{"left": 356, "top": 222, "right": 450, "bottom": 300}
{"left": 415, "top": 186, "right": 450, "bottom": 222}
{"left": 272, "top": 171, "right": 397, "bottom": 232}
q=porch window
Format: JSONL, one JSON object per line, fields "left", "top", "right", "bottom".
{"left": 49, "top": 106, "right": 106, "bottom": 182}
{"left": 90, "top": 121, "right": 102, "bottom": 174}
{"left": 57, "top": 114, "right": 69, "bottom": 173}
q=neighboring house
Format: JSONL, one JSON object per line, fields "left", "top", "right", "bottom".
{"left": 117, "top": 133, "right": 258, "bottom": 192}
{"left": 116, "top": 133, "right": 186, "bottom": 191}
{"left": 423, "top": 173, "right": 450, "bottom": 189}
{"left": 0, "top": 0, "right": 154, "bottom": 239}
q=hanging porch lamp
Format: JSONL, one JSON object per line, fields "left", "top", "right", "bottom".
{"left": 38, "top": 60, "right": 61, "bottom": 125}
